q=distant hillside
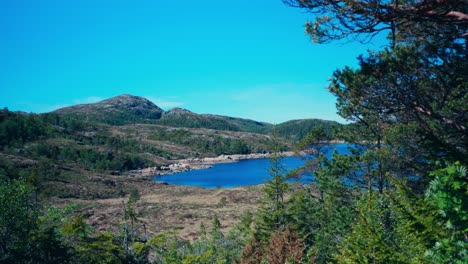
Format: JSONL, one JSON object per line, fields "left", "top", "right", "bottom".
{"left": 210, "top": 115, "right": 271, "bottom": 134}
{"left": 53, "top": 94, "right": 340, "bottom": 139}
{"left": 53, "top": 95, "right": 271, "bottom": 132}
{"left": 275, "top": 119, "right": 341, "bottom": 141}
{"left": 158, "top": 109, "right": 271, "bottom": 133}
{"left": 157, "top": 108, "right": 242, "bottom": 131}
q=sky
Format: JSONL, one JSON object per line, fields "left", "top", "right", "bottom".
{"left": 1, "top": 0, "right": 388, "bottom": 124}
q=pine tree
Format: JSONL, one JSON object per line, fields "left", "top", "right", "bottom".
{"left": 254, "top": 130, "right": 290, "bottom": 241}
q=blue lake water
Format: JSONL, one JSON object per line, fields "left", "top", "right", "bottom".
{"left": 153, "top": 144, "right": 351, "bottom": 188}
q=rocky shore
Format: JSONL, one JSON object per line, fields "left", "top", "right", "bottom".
{"left": 127, "top": 152, "right": 295, "bottom": 179}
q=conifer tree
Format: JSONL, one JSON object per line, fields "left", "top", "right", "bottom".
{"left": 254, "top": 130, "right": 290, "bottom": 241}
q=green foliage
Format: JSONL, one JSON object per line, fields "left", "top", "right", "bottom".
{"left": 424, "top": 163, "right": 468, "bottom": 263}
{"left": 0, "top": 179, "right": 39, "bottom": 263}
{"left": 0, "top": 110, "right": 51, "bottom": 147}
{"left": 330, "top": 44, "right": 467, "bottom": 165}
{"left": 0, "top": 158, "right": 23, "bottom": 181}
{"left": 29, "top": 222, "right": 73, "bottom": 264}
{"left": 337, "top": 193, "right": 409, "bottom": 263}
{"left": 0, "top": 180, "right": 73, "bottom": 264}
{"left": 129, "top": 189, "right": 141, "bottom": 204}
{"left": 289, "top": 152, "right": 357, "bottom": 263}
{"left": 29, "top": 142, "right": 153, "bottom": 172}
{"left": 337, "top": 163, "right": 467, "bottom": 263}
{"left": 76, "top": 232, "right": 126, "bottom": 264}
{"left": 61, "top": 215, "right": 90, "bottom": 241}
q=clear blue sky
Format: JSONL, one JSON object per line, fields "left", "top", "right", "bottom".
{"left": 1, "top": 0, "right": 387, "bottom": 123}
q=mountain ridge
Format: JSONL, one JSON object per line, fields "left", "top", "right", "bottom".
{"left": 53, "top": 94, "right": 339, "bottom": 137}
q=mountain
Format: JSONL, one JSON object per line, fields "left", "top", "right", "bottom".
{"left": 54, "top": 94, "right": 164, "bottom": 125}
{"left": 53, "top": 94, "right": 339, "bottom": 138}
{"left": 54, "top": 94, "right": 273, "bottom": 132}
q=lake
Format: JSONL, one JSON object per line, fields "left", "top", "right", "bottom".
{"left": 153, "top": 144, "right": 351, "bottom": 188}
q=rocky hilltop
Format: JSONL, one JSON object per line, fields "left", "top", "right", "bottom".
{"left": 54, "top": 94, "right": 164, "bottom": 124}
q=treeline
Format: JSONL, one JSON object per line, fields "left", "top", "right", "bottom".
{"left": 0, "top": 110, "right": 52, "bottom": 147}
{"left": 0, "top": 110, "right": 97, "bottom": 147}
{"left": 30, "top": 144, "right": 148, "bottom": 172}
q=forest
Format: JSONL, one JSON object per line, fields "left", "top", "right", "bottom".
{"left": 1, "top": 0, "right": 467, "bottom": 263}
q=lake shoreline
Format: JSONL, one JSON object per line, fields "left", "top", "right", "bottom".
{"left": 127, "top": 151, "right": 296, "bottom": 179}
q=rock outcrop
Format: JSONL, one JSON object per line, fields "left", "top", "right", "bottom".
{"left": 127, "top": 152, "right": 295, "bottom": 179}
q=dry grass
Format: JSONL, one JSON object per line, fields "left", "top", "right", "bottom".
{"left": 53, "top": 179, "right": 263, "bottom": 241}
